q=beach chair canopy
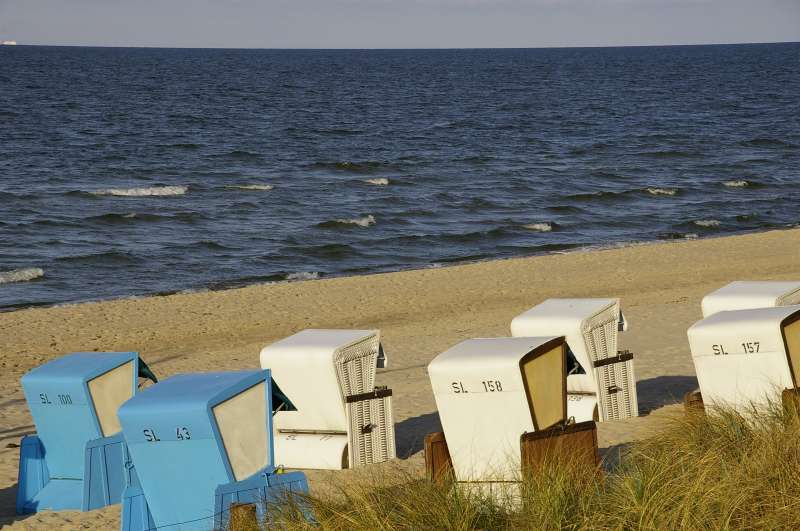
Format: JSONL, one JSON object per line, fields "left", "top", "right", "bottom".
{"left": 701, "top": 281, "right": 800, "bottom": 318}
{"left": 511, "top": 298, "right": 623, "bottom": 372}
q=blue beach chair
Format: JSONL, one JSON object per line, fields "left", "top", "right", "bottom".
{"left": 118, "top": 370, "right": 308, "bottom": 531}
{"left": 17, "top": 352, "right": 155, "bottom": 514}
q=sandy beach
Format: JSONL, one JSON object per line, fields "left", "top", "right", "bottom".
{"left": 2, "top": 228, "right": 799, "bottom": 529}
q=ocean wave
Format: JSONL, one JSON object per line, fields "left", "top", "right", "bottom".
{"left": 286, "top": 272, "right": 320, "bottom": 281}
{"left": 566, "top": 190, "right": 632, "bottom": 201}
{"left": 213, "top": 150, "right": 262, "bottom": 161}
{"left": 363, "top": 178, "right": 390, "bottom": 186}
{"left": 318, "top": 215, "right": 376, "bottom": 228}
{"left": 723, "top": 179, "right": 752, "bottom": 188}
{"left": 432, "top": 119, "right": 480, "bottom": 130}
{"left": 56, "top": 251, "right": 140, "bottom": 264}
{"left": 523, "top": 222, "right": 554, "bottom": 232}
{"left": 311, "top": 160, "right": 399, "bottom": 174}
{"left": 393, "top": 227, "right": 511, "bottom": 245}
{"left": 86, "top": 211, "right": 205, "bottom": 224}
{"left": 646, "top": 187, "right": 678, "bottom": 196}
{"left": 91, "top": 185, "right": 188, "bottom": 197}
{"left": 187, "top": 240, "right": 237, "bottom": 251}
{"left": 162, "top": 143, "right": 202, "bottom": 150}
{"left": 693, "top": 219, "right": 721, "bottom": 228}
{"left": 740, "top": 138, "right": 795, "bottom": 148}
{"left": 0, "top": 268, "right": 44, "bottom": 284}
{"left": 640, "top": 150, "right": 697, "bottom": 159}
{"left": 546, "top": 205, "right": 584, "bottom": 213}
{"left": 284, "top": 243, "right": 361, "bottom": 259}
{"left": 225, "top": 184, "right": 274, "bottom": 191}
{"left": 464, "top": 197, "right": 503, "bottom": 211}
{"left": 568, "top": 142, "right": 611, "bottom": 155}
{"left": 167, "top": 113, "right": 207, "bottom": 124}
{"left": 86, "top": 212, "right": 141, "bottom": 223}
{"left": 567, "top": 187, "right": 680, "bottom": 201}
{"left": 313, "top": 127, "right": 364, "bottom": 136}
{"left": 660, "top": 232, "right": 699, "bottom": 240}
{"left": 459, "top": 155, "right": 493, "bottom": 165}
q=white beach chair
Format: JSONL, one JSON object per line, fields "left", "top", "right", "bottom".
{"left": 688, "top": 305, "right": 800, "bottom": 410}
{"left": 510, "top": 298, "right": 638, "bottom": 422}
{"left": 259, "top": 329, "right": 395, "bottom": 470}
{"left": 427, "top": 336, "right": 568, "bottom": 497}
{"left": 701, "top": 281, "right": 800, "bottom": 318}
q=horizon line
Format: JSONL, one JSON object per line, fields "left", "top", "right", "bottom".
{"left": 3, "top": 40, "right": 799, "bottom": 51}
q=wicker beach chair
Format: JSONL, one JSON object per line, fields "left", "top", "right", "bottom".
{"left": 259, "top": 329, "right": 396, "bottom": 470}
{"left": 688, "top": 305, "right": 800, "bottom": 410}
{"left": 426, "top": 336, "right": 599, "bottom": 498}
{"left": 511, "top": 298, "right": 638, "bottom": 422}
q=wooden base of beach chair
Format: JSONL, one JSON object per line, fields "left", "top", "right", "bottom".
{"left": 684, "top": 390, "right": 705, "bottom": 413}
{"left": 520, "top": 420, "right": 599, "bottom": 475}
{"left": 782, "top": 388, "right": 800, "bottom": 417}
{"left": 424, "top": 432, "right": 454, "bottom": 485}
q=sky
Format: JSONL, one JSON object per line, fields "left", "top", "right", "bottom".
{"left": 1, "top": 0, "right": 799, "bottom": 49}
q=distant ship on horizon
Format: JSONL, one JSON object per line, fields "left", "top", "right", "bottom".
{"left": 1, "top": 40, "right": 17, "bottom": 45}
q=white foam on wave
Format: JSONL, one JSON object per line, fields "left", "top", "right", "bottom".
{"left": 523, "top": 222, "right": 553, "bottom": 232}
{"left": 0, "top": 267, "right": 44, "bottom": 284}
{"left": 286, "top": 272, "right": 319, "bottom": 281}
{"left": 226, "top": 184, "right": 274, "bottom": 191}
{"left": 723, "top": 180, "right": 750, "bottom": 188}
{"left": 92, "top": 185, "right": 188, "bottom": 197}
{"left": 646, "top": 187, "right": 677, "bottom": 196}
{"left": 364, "top": 178, "right": 389, "bottom": 186}
{"left": 336, "top": 215, "right": 376, "bottom": 227}
{"left": 694, "top": 219, "right": 721, "bottom": 228}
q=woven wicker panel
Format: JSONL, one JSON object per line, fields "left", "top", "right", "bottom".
{"left": 335, "top": 335, "right": 380, "bottom": 397}
{"left": 595, "top": 358, "right": 638, "bottom": 421}
{"left": 346, "top": 395, "right": 396, "bottom": 467}
{"left": 581, "top": 304, "right": 619, "bottom": 363}
{"left": 778, "top": 288, "right": 800, "bottom": 307}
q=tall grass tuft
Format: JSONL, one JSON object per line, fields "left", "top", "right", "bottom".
{"left": 259, "top": 401, "right": 800, "bottom": 530}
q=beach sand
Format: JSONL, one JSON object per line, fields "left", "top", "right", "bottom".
{"left": 1, "top": 228, "right": 799, "bottom": 529}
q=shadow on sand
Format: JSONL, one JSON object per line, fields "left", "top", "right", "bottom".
{"left": 635, "top": 375, "right": 698, "bottom": 415}
{"left": 394, "top": 412, "right": 442, "bottom": 459}
{"left": 0, "top": 483, "right": 30, "bottom": 527}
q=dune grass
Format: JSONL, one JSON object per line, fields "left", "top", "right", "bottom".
{"left": 258, "top": 402, "right": 800, "bottom": 530}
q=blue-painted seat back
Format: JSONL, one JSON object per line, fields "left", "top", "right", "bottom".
{"left": 118, "top": 370, "right": 275, "bottom": 529}
{"left": 21, "top": 352, "right": 139, "bottom": 480}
